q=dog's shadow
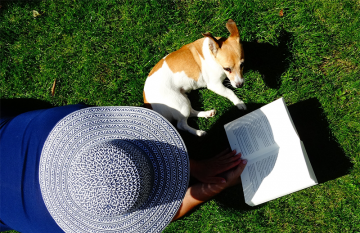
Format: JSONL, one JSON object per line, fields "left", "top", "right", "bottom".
{"left": 178, "top": 103, "right": 264, "bottom": 160}
{"left": 242, "top": 30, "right": 293, "bottom": 89}
{"left": 180, "top": 98, "right": 352, "bottom": 211}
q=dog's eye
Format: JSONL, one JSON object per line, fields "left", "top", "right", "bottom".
{"left": 223, "top": 67, "right": 231, "bottom": 72}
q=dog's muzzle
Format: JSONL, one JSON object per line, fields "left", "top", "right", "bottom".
{"left": 236, "top": 82, "right": 244, "bottom": 88}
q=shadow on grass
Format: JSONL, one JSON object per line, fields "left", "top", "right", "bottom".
{"left": 242, "top": 30, "right": 293, "bottom": 89}
{"left": 180, "top": 98, "right": 352, "bottom": 211}
{"left": 287, "top": 98, "right": 352, "bottom": 183}
{"left": 178, "top": 102, "right": 263, "bottom": 161}
{"left": 0, "top": 98, "right": 54, "bottom": 118}
{"left": 0, "top": 0, "right": 43, "bottom": 6}
{"left": 0, "top": 0, "right": 44, "bottom": 18}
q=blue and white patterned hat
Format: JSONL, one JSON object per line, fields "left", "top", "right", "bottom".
{"left": 39, "top": 107, "right": 189, "bottom": 233}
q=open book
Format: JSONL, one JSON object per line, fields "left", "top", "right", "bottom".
{"left": 224, "top": 98, "right": 318, "bottom": 206}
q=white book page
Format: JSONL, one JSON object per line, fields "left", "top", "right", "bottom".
{"left": 241, "top": 147, "right": 280, "bottom": 201}
{"left": 258, "top": 98, "right": 300, "bottom": 148}
{"left": 225, "top": 98, "right": 300, "bottom": 160}
{"left": 241, "top": 141, "right": 318, "bottom": 206}
{"left": 224, "top": 109, "right": 279, "bottom": 160}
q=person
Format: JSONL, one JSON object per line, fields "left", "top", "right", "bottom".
{"left": 0, "top": 103, "right": 247, "bottom": 232}
{"left": 173, "top": 149, "right": 247, "bottom": 221}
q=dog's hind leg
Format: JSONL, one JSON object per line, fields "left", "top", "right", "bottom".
{"left": 179, "top": 91, "right": 216, "bottom": 118}
{"left": 177, "top": 118, "right": 207, "bottom": 137}
{"left": 171, "top": 92, "right": 207, "bottom": 136}
{"left": 190, "top": 108, "right": 216, "bottom": 118}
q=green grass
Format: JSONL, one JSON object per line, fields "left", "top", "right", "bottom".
{"left": 1, "top": 0, "right": 359, "bottom": 232}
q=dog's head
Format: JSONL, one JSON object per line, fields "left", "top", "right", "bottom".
{"left": 203, "top": 19, "right": 244, "bottom": 88}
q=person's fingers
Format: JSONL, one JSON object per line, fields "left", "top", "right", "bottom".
{"left": 219, "top": 150, "right": 238, "bottom": 161}
{"left": 220, "top": 152, "right": 241, "bottom": 164}
{"left": 216, "top": 158, "right": 242, "bottom": 174}
{"left": 223, "top": 160, "right": 247, "bottom": 186}
{"left": 235, "top": 159, "right": 247, "bottom": 176}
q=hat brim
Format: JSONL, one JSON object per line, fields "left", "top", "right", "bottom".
{"left": 39, "top": 107, "right": 189, "bottom": 233}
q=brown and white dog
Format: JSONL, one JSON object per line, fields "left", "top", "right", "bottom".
{"left": 143, "top": 19, "right": 246, "bottom": 136}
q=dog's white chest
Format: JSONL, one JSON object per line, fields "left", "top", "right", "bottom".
{"left": 176, "top": 72, "right": 207, "bottom": 93}
{"left": 150, "top": 61, "right": 206, "bottom": 92}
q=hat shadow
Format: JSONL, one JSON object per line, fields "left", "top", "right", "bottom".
{"left": 179, "top": 98, "right": 352, "bottom": 211}
{"left": 71, "top": 138, "right": 190, "bottom": 216}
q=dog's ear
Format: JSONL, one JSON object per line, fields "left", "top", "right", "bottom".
{"left": 202, "top": 32, "right": 220, "bottom": 56}
{"left": 226, "top": 19, "right": 240, "bottom": 42}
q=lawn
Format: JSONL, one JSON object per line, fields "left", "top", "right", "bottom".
{"left": 1, "top": 0, "right": 359, "bottom": 232}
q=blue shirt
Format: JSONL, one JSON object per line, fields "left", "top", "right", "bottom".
{"left": 0, "top": 104, "right": 88, "bottom": 232}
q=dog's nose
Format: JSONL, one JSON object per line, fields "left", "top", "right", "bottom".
{"left": 236, "top": 82, "right": 244, "bottom": 88}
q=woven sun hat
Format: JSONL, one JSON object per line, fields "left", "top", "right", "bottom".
{"left": 39, "top": 106, "right": 189, "bottom": 233}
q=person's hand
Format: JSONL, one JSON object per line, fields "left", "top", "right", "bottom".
{"left": 218, "top": 158, "right": 247, "bottom": 189}
{"left": 190, "top": 148, "right": 243, "bottom": 184}
{"left": 172, "top": 157, "right": 247, "bottom": 221}
{"left": 193, "top": 157, "right": 247, "bottom": 199}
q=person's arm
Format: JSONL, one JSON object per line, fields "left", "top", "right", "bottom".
{"left": 172, "top": 158, "right": 247, "bottom": 221}
{"left": 172, "top": 182, "right": 225, "bottom": 221}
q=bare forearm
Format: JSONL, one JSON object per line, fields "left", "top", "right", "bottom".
{"left": 172, "top": 182, "right": 225, "bottom": 221}
{"left": 173, "top": 159, "right": 226, "bottom": 221}
{"left": 173, "top": 153, "right": 247, "bottom": 221}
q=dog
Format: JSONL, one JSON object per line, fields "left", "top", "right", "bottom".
{"left": 143, "top": 19, "right": 246, "bottom": 136}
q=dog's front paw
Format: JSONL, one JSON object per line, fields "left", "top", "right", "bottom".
{"left": 196, "top": 130, "right": 207, "bottom": 137}
{"left": 204, "top": 109, "right": 216, "bottom": 118}
{"left": 236, "top": 102, "right": 247, "bottom": 110}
